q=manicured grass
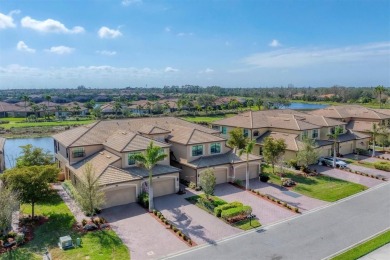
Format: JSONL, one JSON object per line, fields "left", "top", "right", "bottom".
{"left": 1, "top": 118, "right": 95, "bottom": 129}
{"left": 262, "top": 165, "right": 367, "bottom": 202}
{"left": 332, "top": 229, "right": 390, "bottom": 260}
{"left": 0, "top": 190, "right": 129, "bottom": 260}
{"left": 186, "top": 194, "right": 261, "bottom": 230}
{"left": 181, "top": 114, "right": 235, "bottom": 123}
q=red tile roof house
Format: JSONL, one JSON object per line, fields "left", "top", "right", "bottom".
{"left": 53, "top": 117, "right": 262, "bottom": 209}
{"left": 212, "top": 109, "right": 371, "bottom": 162}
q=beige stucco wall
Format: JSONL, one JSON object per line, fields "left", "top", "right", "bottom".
{"left": 69, "top": 145, "right": 103, "bottom": 164}
{"left": 356, "top": 138, "right": 370, "bottom": 150}
{"left": 339, "top": 140, "right": 354, "bottom": 155}
{"left": 187, "top": 141, "right": 229, "bottom": 162}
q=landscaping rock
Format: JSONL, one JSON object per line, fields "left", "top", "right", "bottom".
{"left": 83, "top": 223, "right": 98, "bottom": 231}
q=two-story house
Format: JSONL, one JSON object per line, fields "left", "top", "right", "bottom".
{"left": 212, "top": 110, "right": 371, "bottom": 162}
{"left": 309, "top": 105, "right": 390, "bottom": 135}
{"left": 53, "top": 117, "right": 262, "bottom": 209}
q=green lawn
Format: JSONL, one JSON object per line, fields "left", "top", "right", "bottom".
{"left": 0, "top": 118, "right": 95, "bottom": 129}
{"left": 262, "top": 165, "right": 367, "bottom": 202}
{"left": 180, "top": 114, "right": 235, "bottom": 123}
{"left": 332, "top": 229, "right": 390, "bottom": 260}
{"left": 0, "top": 190, "right": 129, "bottom": 260}
{"left": 186, "top": 194, "right": 261, "bottom": 230}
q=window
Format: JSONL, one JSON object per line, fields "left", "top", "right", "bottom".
{"left": 243, "top": 128, "right": 249, "bottom": 137}
{"left": 312, "top": 129, "right": 319, "bottom": 139}
{"left": 302, "top": 130, "right": 308, "bottom": 140}
{"left": 54, "top": 141, "right": 57, "bottom": 153}
{"left": 330, "top": 127, "right": 335, "bottom": 134}
{"left": 128, "top": 152, "right": 140, "bottom": 165}
{"left": 210, "top": 143, "right": 221, "bottom": 154}
{"left": 253, "top": 130, "right": 259, "bottom": 137}
{"left": 259, "top": 146, "right": 263, "bottom": 155}
{"left": 192, "top": 145, "right": 203, "bottom": 156}
{"left": 72, "top": 147, "right": 85, "bottom": 158}
{"left": 221, "top": 126, "right": 227, "bottom": 134}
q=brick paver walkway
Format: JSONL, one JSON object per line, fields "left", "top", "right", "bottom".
{"left": 214, "top": 183, "right": 295, "bottom": 225}
{"left": 248, "top": 179, "right": 329, "bottom": 213}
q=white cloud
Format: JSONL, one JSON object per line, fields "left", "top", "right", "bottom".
{"left": 45, "top": 46, "right": 74, "bottom": 55}
{"left": 96, "top": 50, "right": 117, "bottom": 56}
{"left": 164, "top": 66, "right": 179, "bottom": 72}
{"left": 242, "top": 42, "right": 390, "bottom": 69}
{"left": 98, "top": 26, "right": 122, "bottom": 39}
{"left": 177, "top": 32, "right": 194, "bottom": 37}
{"left": 121, "top": 0, "right": 142, "bottom": 6}
{"left": 21, "top": 16, "right": 84, "bottom": 34}
{"left": 16, "top": 41, "right": 36, "bottom": 53}
{"left": 164, "top": 26, "right": 171, "bottom": 32}
{"left": 0, "top": 10, "right": 19, "bottom": 29}
{"left": 199, "top": 68, "right": 214, "bottom": 74}
{"left": 269, "top": 39, "right": 281, "bottom": 47}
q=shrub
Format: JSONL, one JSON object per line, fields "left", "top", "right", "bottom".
{"left": 153, "top": 209, "right": 157, "bottom": 215}
{"left": 156, "top": 212, "right": 162, "bottom": 218}
{"left": 234, "top": 179, "right": 244, "bottom": 187}
{"left": 138, "top": 192, "right": 149, "bottom": 208}
{"left": 15, "top": 233, "right": 25, "bottom": 245}
{"left": 288, "top": 159, "right": 299, "bottom": 169}
{"left": 294, "top": 207, "right": 300, "bottom": 213}
{"left": 173, "top": 227, "right": 178, "bottom": 232}
{"left": 214, "top": 202, "right": 243, "bottom": 217}
{"left": 221, "top": 205, "right": 252, "bottom": 221}
{"left": 81, "top": 219, "right": 87, "bottom": 226}
{"left": 374, "top": 161, "right": 390, "bottom": 172}
{"left": 0, "top": 120, "right": 10, "bottom": 124}
{"left": 99, "top": 217, "right": 106, "bottom": 224}
{"left": 189, "top": 182, "right": 197, "bottom": 190}
{"left": 92, "top": 217, "right": 100, "bottom": 225}
{"left": 259, "top": 174, "right": 270, "bottom": 182}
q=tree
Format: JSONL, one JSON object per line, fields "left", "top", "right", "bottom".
{"left": 370, "top": 123, "right": 380, "bottom": 157}
{"left": 199, "top": 168, "right": 216, "bottom": 199}
{"left": 45, "top": 95, "right": 52, "bottom": 107}
{"left": 77, "top": 163, "right": 105, "bottom": 215}
{"left": 239, "top": 140, "right": 255, "bottom": 190}
{"left": 16, "top": 144, "right": 53, "bottom": 167}
{"left": 296, "top": 137, "right": 319, "bottom": 173}
{"left": 92, "top": 106, "right": 102, "bottom": 119}
{"left": 113, "top": 101, "right": 122, "bottom": 118}
{"left": 227, "top": 128, "right": 248, "bottom": 152}
{"left": 379, "top": 124, "right": 390, "bottom": 151}
{"left": 1, "top": 165, "right": 59, "bottom": 218}
{"left": 262, "top": 137, "right": 287, "bottom": 176}
{"left": 374, "top": 85, "right": 385, "bottom": 108}
{"left": 40, "top": 104, "right": 48, "bottom": 119}
{"left": 22, "top": 95, "right": 30, "bottom": 119}
{"left": 55, "top": 105, "right": 62, "bottom": 119}
{"left": 327, "top": 126, "right": 344, "bottom": 167}
{"left": 255, "top": 97, "right": 263, "bottom": 111}
{"left": 0, "top": 186, "right": 19, "bottom": 235}
{"left": 129, "top": 141, "right": 167, "bottom": 212}
{"left": 31, "top": 104, "right": 40, "bottom": 119}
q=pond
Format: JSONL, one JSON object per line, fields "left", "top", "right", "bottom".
{"left": 4, "top": 137, "right": 54, "bottom": 169}
{"left": 287, "top": 102, "right": 328, "bottom": 110}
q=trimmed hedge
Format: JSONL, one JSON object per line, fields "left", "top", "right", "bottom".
{"left": 374, "top": 161, "right": 390, "bottom": 172}
{"left": 214, "top": 201, "right": 243, "bottom": 217}
{"left": 221, "top": 205, "right": 252, "bottom": 221}
{"left": 138, "top": 192, "right": 149, "bottom": 208}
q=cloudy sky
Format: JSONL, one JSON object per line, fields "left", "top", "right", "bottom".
{"left": 0, "top": 0, "right": 389, "bottom": 89}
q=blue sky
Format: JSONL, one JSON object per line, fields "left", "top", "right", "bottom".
{"left": 0, "top": 0, "right": 389, "bottom": 88}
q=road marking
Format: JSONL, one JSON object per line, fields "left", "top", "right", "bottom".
{"left": 161, "top": 181, "right": 390, "bottom": 259}
{"left": 321, "top": 227, "right": 390, "bottom": 260}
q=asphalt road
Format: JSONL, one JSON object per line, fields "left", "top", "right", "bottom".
{"left": 165, "top": 182, "right": 390, "bottom": 260}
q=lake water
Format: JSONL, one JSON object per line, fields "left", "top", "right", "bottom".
{"left": 4, "top": 137, "right": 54, "bottom": 169}
{"left": 287, "top": 102, "right": 328, "bottom": 110}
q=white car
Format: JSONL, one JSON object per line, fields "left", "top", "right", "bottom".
{"left": 319, "top": 157, "right": 348, "bottom": 168}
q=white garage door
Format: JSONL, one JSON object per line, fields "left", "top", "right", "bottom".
{"left": 200, "top": 168, "right": 227, "bottom": 184}
{"left": 153, "top": 178, "right": 175, "bottom": 197}
{"left": 103, "top": 186, "right": 136, "bottom": 209}
{"left": 339, "top": 142, "right": 354, "bottom": 155}
{"left": 235, "top": 164, "right": 259, "bottom": 180}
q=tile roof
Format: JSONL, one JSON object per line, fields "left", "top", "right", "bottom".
{"left": 256, "top": 131, "right": 300, "bottom": 151}
{"left": 125, "top": 164, "right": 180, "bottom": 177}
{"left": 138, "top": 125, "right": 171, "bottom": 135}
{"left": 328, "top": 131, "right": 370, "bottom": 142}
{"left": 54, "top": 117, "right": 219, "bottom": 148}
{"left": 104, "top": 131, "right": 170, "bottom": 152}
{"left": 168, "top": 127, "right": 225, "bottom": 145}
{"left": 213, "top": 110, "right": 344, "bottom": 130}
{"left": 309, "top": 105, "right": 390, "bottom": 120}
{"left": 346, "top": 121, "right": 376, "bottom": 133}
{"left": 183, "top": 150, "right": 262, "bottom": 169}
{"left": 98, "top": 166, "right": 142, "bottom": 186}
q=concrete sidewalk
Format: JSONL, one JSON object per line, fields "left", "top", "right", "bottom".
{"left": 359, "top": 243, "right": 390, "bottom": 260}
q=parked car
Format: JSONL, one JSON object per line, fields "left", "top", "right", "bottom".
{"left": 318, "top": 157, "right": 348, "bottom": 168}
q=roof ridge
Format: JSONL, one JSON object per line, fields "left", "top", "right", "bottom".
{"left": 120, "top": 132, "right": 138, "bottom": 152}
{"left": 69, "top": 120, "right": 100, "bottom": 147}
{"left": 186, "top": 128, "right": 197, "bottom": 145}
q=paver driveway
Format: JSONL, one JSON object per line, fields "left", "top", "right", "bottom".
{"left": 100, "top": 203, "right": 187, "bottom": 260}
{"left": 348, "top": 164, "right": 390, "bottom": 179}
{"left": 154, "top": 190, "right": 241, "bottom": 245}
{"left": 311, "top": 165, "right": 383, "bottom": 188}
{"left": 214, "top": 183, "right": 295, "bottom": 225}
{"left": 247, "top": 179, "right": 329, "bottom": 212}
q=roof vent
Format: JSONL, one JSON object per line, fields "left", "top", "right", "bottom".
{"left": 106, "top": 155, "right": 111, "bottom": 158}
{"left": 99, "top": 152, "right": 104, "bottom": 155}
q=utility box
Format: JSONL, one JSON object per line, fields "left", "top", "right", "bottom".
{"left": 58, "top": 236, "right": 74, "bottom": 250}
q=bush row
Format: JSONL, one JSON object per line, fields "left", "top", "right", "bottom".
{"left": 151, "top": 210, "right": 193, "bottom": 246}
{"left": 374, "top": 161, "right": 390, "bottom": 172}
{"left": 214, "top": 202, "right": 243, "bottom": 217}
{"left": 221, "top": 206, "right": 252, "bottom": 222}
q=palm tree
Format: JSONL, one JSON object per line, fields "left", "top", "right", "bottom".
{"left": 45, "top": 95, "right": 52, "bottom": 107}
{"left": 375, "top": 85, "right": 385, "bottom": 108}
{"left": 327, "top": 126, "right": 343, "bottom": 168}
{"left": 40, "top": 104, "right": 48, "bottom": 120}
{"left": 113, "top": 101, "right": 122, "bottom": 118}
{"left": 370, "top": 123, "right": 380, "bottom": 157}
{"left": 30, "top": 104, "right": 40, "bottom": 120}
{"left": 379, "top": 124, "right": 389, "bottom": 152}
{"left": 22, "top": 95, "right": 30, "bottom": 119}
{"left": 129, "top": 142, "right": 167, "bottom": 212}
{"left": 239, "top": 140, "right": 255, "bottom": 190}
{"left": 162, "top": 102, "right": 170, "bottom": 113}
{"left": 55, "top": 105, "right": 62, "bottom": 120}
